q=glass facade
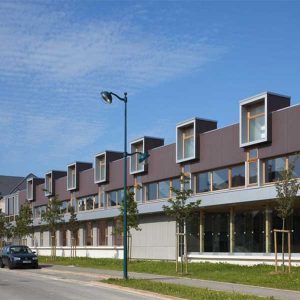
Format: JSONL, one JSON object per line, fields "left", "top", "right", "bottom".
{"left": 249, "top": 115, "right": 265, "bottom": 142}
{"left": 212, "top": 169, "right": 228, "bottom": 191}
{"left": 147, "top": 182, "right": 157, "bottom": 201}
{"left": 108, "top": 191, "right": 117, "bottom": 206}
{"left": 158, "top": 180, "right": 170, "bottom": 199}
{"left": 249, "top": 161, "right": 257, "bottom": 184}
{"left": 289, "top": 154, "right": 300, "bottom": 178}
{"left": 187, "top": 212, "right": 200, "bottom": 252}
{"left": 234, "top": 210, "right": 264, "bottom": 252}
{"left": 231, "top": 165, "right": 245, "bottom": 188}
{"left": 265, "top": 157, "right": 285, "bottom": 183}
{"left": 196, "top": 172, "right": 211, "bottom": 193}
{"left": 204, "top": 212, "right": 229, "bottom": 252}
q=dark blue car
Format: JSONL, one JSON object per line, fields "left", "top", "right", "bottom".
{"left": 0, "top": 245, "right": 39, "bottom": 269}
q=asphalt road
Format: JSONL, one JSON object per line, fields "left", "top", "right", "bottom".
{"left": 0, "top": 267, "right": 167, "bottom": 300}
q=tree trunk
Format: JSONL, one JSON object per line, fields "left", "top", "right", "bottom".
{"left": 282, "top": 218, "right": 285, "bottom": 271}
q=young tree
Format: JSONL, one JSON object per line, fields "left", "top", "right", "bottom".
{"left": 66, "top": 206, "right": 80, "bottom": 258}
{"left": 0, "top": 211, "right": 6, "bottom": 247}
{"left": 117, "top": 188, "right": 141, "bottom": 259}
{"left": 275, "top": 162, "right": 300, "bottom": 270}
{"left": 14, "top": 202, "right": 33, "bottom": 244}
{"left": 163, "top": 174, "right": 201, "bottom": 273}
{"left": 41, "top": 195, "right": 64, "bottom": 259}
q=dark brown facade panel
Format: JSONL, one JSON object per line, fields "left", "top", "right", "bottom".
{"left": 34, "top": 183, "right": 48, "bottom": 206}
{"left": 196, "top": 119, "right": 217, "bottom": 134}
{"left": 142, "top": 143, "right": 181, "bottom": 183}
{"left": 55, "top": 176, "right": 70, "bottom": 201}
{"left": 259, "top": 105, "right": 300, "bottom": 159}
{"left": 105, "top": 158, "right": 134, "bottom": 191}
{"left": 76, "top": 162, "right": 93, "bottom": 173}
{"left": 75, "top": 168, "right": 98, "bottom": 198}
{"left": 144, "top": 137, "right": 164, "bottom": 151}
{"left": 191, "top": 124, "right": 246, "bottom": 173}
{"left": 18, "top": 190, "right": 27, "bottom": 206}
{"left": 267, "top": 94, "right": 290, "bottom": 113}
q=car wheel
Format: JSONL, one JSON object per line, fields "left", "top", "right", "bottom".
{"left": 8, "top": 260, "right": 14, "bottom": 270}
{"left": 0, "top": 259, "right": 4, "bottom": 268}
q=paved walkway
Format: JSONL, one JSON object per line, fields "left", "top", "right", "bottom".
{"left": 39, "top": 264, "right": 300, "bottom": 300}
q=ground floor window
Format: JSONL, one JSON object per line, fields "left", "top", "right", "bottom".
{"left": 85, "top": 222, "right": 93, "bottom": 246}
{"left": 98, "top": 220, "right": 108, "bottom": 246}
{"left": 234, "top": 210, "right": 265, "bottom": 252}
{"left": 270, "top": 208, "right": 300, "bottom": 253}
{"left": 187, "top": 212, "right": 200, "bottom": 252}
{"left": 204, "top": 212, "right": 229, "bottom": 252}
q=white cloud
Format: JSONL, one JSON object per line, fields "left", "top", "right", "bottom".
{"left": 0, "top": 1, "right": 225, "bottom": 93}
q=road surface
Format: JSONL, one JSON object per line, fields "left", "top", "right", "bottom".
{"left": 0, "top": 266, "right": 171, "bottom": 300}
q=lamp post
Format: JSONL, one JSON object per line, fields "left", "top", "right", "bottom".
{"left": 101, "top": 91, "right": 128, "bottom": 279}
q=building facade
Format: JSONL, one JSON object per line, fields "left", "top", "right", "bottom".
{"left": 3, "top": 91, "right": 300, "bottom": 264}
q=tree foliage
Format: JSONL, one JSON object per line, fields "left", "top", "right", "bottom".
{"left": 118, "top": 188, "right": 141, "bottom": 235}
{"left": 41, "top": 195, "right": 64, "bottom": 236}
{"left": 275, "top": 165, "right": 300, "bottom": 222}
{"left": 163, "top": 174, "right": 201, "bottom": 227}
{"left": 14, "top": 202, "right": 33, "bottom": 241}
{"left": 67, "top": 206, "right": 80, "bottom": 241}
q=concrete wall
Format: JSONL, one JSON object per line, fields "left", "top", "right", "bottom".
{"left": 131, "top": 214, "right": 176, "bottom": 260}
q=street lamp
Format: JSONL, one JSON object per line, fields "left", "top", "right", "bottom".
{"left": 101, "top": 91, "right": 149, "bottom": 280}
{"left": 101, "top": 91, "right": 128, "bottom": 279}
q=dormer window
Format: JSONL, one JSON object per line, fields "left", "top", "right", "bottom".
{"left": 176, "top": 120, "right": 196, "bottom": 163}
{"left": 247, "top": 101, "right": 265, "bottom": 142}
{"left": 131, "top": 141, "right": 144, "bottom": 174}
{"left": 95, "top": 153, "right": 106, "bottom": 183}
{"left": 67, "top": 164, "right": 77, "bottom": 191}
{"left": 45, "top": 172, "right": 52, "bottom": 196}
{"left": 240, "top": 92, "right": 290, "bottom": 147}
{"left": 27, "top": 178, "right": 33, "bottom": 201}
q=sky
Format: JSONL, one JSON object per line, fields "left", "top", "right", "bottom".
{"left": 1, "top": 0, "right": 300, "bottom": 177}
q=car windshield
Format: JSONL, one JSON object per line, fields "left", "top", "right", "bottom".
{"left": 9, "top": 246, "right": 32, "bottom": 254}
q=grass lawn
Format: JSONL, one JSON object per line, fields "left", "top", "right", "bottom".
{"left": 103, "top": 278, "right": 273, "bottom": 300}
{"left": 39, "top": 256, "right": 300, "bottom": 291}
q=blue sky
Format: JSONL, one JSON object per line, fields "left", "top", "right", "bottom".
{"left": 1, "top": 0, "right": 300, "bottom": 177}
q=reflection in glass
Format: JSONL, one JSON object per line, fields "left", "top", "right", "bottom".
{"left": 265, "top": 157, "right": 285, "bottom": 183}
{"left": 196, "top": 172, "right": 211, "bottom": 193}
{"left": 212, "top": 169, "right": 228, "bottom": 190}
{"left": 289, "top": 154, "right": 300, "bottom": 178}
{"left": 249, "top": 161, "right": 257, "bottom": 184}
{"left": 249, "top": 115, "right": 265, "bottom": 142}
{"left": 147, "top": 183, "right": 157, "bottom": 201}
{"left": 158, "top": 180, "right": 170, "bottom": 199}
{"left": 231, "top": 165, "right": 245, "bottom": 188}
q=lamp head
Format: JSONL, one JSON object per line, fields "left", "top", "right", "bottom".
{"left": 101, "top": 91, "right": 113, "bottom": 104}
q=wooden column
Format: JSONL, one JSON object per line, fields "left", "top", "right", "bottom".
{"left": 265, "top": 205, "right": 271, "bottom": 254}
{"left": 200, "top": 210, "right": 204, "bottom": 253}
{"left": 230, "top": 207, "right": 235, "bottom": 253}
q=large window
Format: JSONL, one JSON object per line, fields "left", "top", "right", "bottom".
{"left": 147, "top": 182, "right": 158, "bottom": 201}
{"left": 131, "top": 141, "right": 144, "bottom": 174}
{"left": 196, "top": 172, "right": 211, "bottom": 193}
{"left": 60, "top": 201, "right": 69, "bottom": 214}
{"left": 98, "top": 220, "right": 108, "bottom": 246}
{"left": 85, "top": 222, "right": 93, "bottom": 246}
{"left": 289, "top": 154, "right": 300, "bottom": 178}
{"left": 177, "top": 121, "right": 196, "bottom": 162}
{"left": 264, "top": 157, "right": 285, "bottom": 183}
{"left": 204, "top": 212, "right": 229, "bottom": 252}
{"left": 108, "top": 191, "right": 117, "bottom": 207}
{"left": 158, "top": 180, "right": 170, "bottom": 199}
{"left": 231, "top": 165, "right": 245, "bottom": 188}
{"left": 247, "top": 102, "right": 265, "bottom": 142}
{"left": 247, "top": 149, "right": 258, "bottom": 185}
{"left": 212, "top": 169, "right": 228, "bottom": 191}
{"left": 183, "top": 126, "right": 194, "bottom": 159}
{"left": 234, "top": 210, "right": 265, "bottom": 252}
{"left": 107, "top": 189, "right": 123, "bottom": 207}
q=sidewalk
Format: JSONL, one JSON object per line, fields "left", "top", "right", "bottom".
{"left": 40, "top": 264, "right": 300, "bottom": 300}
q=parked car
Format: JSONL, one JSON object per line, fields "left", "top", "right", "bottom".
{"left": 0, "top": 245, "right": 38, "bottom": 269}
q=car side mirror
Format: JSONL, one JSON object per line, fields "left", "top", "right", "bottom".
{"left": 32, "top": 251, "right": 36, "bottom": 254}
